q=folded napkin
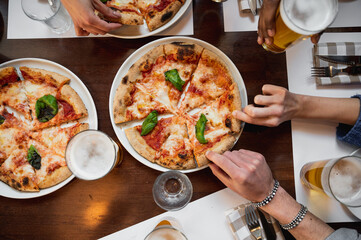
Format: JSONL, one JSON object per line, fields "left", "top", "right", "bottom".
{"left": 239, "top": 0, "right": 262, "bottom": 14}
{"left": 313, "top": 42, "right": 361, "bottom": 85}
{"left": 225, "top": 203, "right": 285, "bottom": 240}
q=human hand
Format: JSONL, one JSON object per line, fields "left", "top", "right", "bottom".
{"left": 61, "top": 0, "right": 122, "bottom": 36}
{"left": 206, "top": 149, "right": 274, "bottom": 202}
{"left": 257, "top": 0, "right": 322, "bottom": 45}
{"left": 232, "top": 84, "right": 300, "bottom": 127}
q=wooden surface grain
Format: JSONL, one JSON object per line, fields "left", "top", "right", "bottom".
{"left": 0, "top": 1, "right": 360, "bottom": 239}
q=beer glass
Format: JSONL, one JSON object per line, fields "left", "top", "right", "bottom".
{"left": 262, "top": 0, "right": 338, "bottom": 53}
{"left": 152, "top": 171, "right": 193, "bottom": 211}
{"left": 65, "top": 130, "right": 123, "bottom": 180}
{"left": 145, "top": 217, "right": 187, "bottom": 240}
{"left": 300, "top": 150, "right": 361, "bottom": 207}
{"left": 21, "top": 0, "right": 72, "bottom": 34}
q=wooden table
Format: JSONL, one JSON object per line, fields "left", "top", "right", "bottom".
{"left": 0, "top": 1, "right": 360, "bottom": 239}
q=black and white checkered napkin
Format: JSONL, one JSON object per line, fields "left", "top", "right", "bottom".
{"left": 313, "top": 42, "right": 361, "bottom": 85}
{"left": 225, "top": 203, "right": 285, "bottom": 240}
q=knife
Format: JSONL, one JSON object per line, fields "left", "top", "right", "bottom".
{"left": 317, "top": 55, "right": 361, "bottom": 66}
{"left": 248, "top": 0, "right": 257, "bottom": 15}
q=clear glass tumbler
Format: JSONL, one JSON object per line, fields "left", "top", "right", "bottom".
{"left": 21, "top": 0, "right": 71, "bottom": 34}
{"left": 153, "top": 171, "right": 193, "bottom": 211}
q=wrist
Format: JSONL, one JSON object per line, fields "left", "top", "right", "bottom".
{"left": 293, "top": 93, "right": 306, "bottom": 119}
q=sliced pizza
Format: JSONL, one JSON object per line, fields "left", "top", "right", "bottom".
{"left": 185, "top": 86, "right": 242, "bottom": 167}
{"left": 125, "top": 115, "right": 195, "bottom": 169}
{"left": 27, "top": 140, "right": 71, "bottom": 189}
{"left": 136, "top": 0, "right": 185, "bottom": 31}
{"left": 0, "top": 149, "right": 39, "bottom": 192}
{"left": 180, "top": 49, "right": 234, "bottom": 112}
{"left": 29, "top": 123, "right": 89, "bottom": 157}
{"left": 0, "top": 67, "right": 20, "bottom": 86}
{"left": 101, "top": 0, "right": 144, "bottom": 25}
{"left": 20, "top": 67, "right": 88, "bottom": 130}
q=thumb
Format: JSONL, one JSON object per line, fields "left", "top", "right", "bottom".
{"left": 94, "top": 0, "right": 121, "bottom": 18}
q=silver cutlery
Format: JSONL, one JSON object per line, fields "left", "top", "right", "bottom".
{"left": 245, "top": 205, "right": 263, "bottom": 240}
{"left": 312, "top": 65, "right": 361, "bottom": 77}
{"left": 317, "top": 55, "right": 361, "bottom": 66}
{"left": 248, "top": 0, "right": 257, "bottom": 15}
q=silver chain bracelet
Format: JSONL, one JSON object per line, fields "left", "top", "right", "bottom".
{"left": 280, "top": 204, "right": 308, "bottom": 230}
{"left": 252, "top": 179, "right": 279, "bottom": 208}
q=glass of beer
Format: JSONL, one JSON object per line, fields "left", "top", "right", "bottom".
{"left": 262, "top": 0, "right": 338, "bottom": 53}
{"left": 145, "top": 217, "right": 187, "bottom": 240}
{"left": 300, "top": 151, "right": 361, "bottom": 207}
{"left": 65, "top": 129, "right": 123, "bottom": 180}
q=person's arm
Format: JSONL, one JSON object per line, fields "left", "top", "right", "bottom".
{"left": 233, "top": 84, "right": 360, "bottom": 127}
{"left": 206, "top": 150, "right": 335, "bottom": 240}
{"left": 61, "top": 0, "right": 122, "bottom": 36}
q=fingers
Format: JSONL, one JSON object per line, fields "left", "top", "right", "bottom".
{"left": 261, "top": 84, "right": 285, "bottom": 95}
{"left": 232, "top": 110, "right": 281, "bottom": 127}
{"left": 257, "top": 0, "right": 280, "bottom": 45}
{"left": 93, "top": 0, "right": 122, "bottom": 18}
{"left": 206, "top": 151, "right": 240, "bottom": 178}
{"left": 209, "top": 163, "right": 232, "bottom": 188}
{"left": 244, "top": 104, "right": 283, "bottom": 118}
{"left": 74, "top": 25, "right": 90, "bottom": 36}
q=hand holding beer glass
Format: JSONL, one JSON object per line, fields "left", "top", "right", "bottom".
{"left": 262, "top": 0, "right": 338, "bottom": 53}
{"left": 300, "top": 150, "right": 361, "bottom": 207}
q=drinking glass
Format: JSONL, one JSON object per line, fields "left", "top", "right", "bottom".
{"left": 262, "top": 0, "right": 338, "bottom": 53}
{"left": 65, "top": 129, "right": 123, "bottom": 180}
{"left": 152, "top": 171, "right": 193, "bottom": 211}
{"left": 21, "top": 0, "right": 72, "bottom": 34}
{"left": 145, "top": 217, "right": 187, "bottom": 240}
{"left": 300, "top": 149, "right": 361, "bottom": 207}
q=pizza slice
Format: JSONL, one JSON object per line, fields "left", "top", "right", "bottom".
{"left": 136, "top": 0, "right": 185, "bottom": 31}
{"left": 0, "top": 106, "right": 26, "bottom": 130}
{"left": 136, "top": 42, "right": 203, "bottom": 110}
{"left": 0, "top": 79, "right": 32, "bottom": 120}
{"left": 0, "top": 67, "right": 20, "bottom": 86}
{"left": 0, "top": 149, "right": 39, "bottom": 192}
{"left": 113, "top": 74, "right": 169, "bottom": 124}
{"left": 27, "top": 140, "right": 71, "bottom": 189}
{"left": 20, "top": 67, "right": 88, "bottom": 130}
{"left": 101, "top": 0, "right": 144, "bottom": 25}
{"left": 29, "top": 123, "right": 89, "bottom": 157}
{"left": 185, "top": 86, "right": 242, "bottom": 167}
{"left": 180, "top": 49, "right": 234, "bottom": 112}
{"left": 125, "top": 115, "right": 195, "bottom": 169}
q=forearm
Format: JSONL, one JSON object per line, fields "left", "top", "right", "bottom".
{"left": 260, "top": 186, "right": 334, "bottom": 240}
{"left": 295, "top": 94, "right": 360, "bottom": 125}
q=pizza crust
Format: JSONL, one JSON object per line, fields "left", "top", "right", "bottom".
{"left": 145, "top": 1, "right": 183, "bottom": 31}
{"left": 125, "top": 127, "right": 157, "bottom": 162}
{"left": 20, "top": 66, "right": 70, "bottom": 87}
{"left": 60, "top": 85, "right": 88, "bottom": 116}
{"left": 37, "top": 166, "right": 72, "bottom": 189}
{"left": 0, "top": 173, "right": 39, "bottom": 192}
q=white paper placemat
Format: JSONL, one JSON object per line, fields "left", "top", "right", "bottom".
{"left": 286, "top": 32, "right": 361, "bottom": 223}
{"left": 223, "top": 0, "right": 361, "bottom": 32}
{"left": 7, "top": 0, "right": 194, "bottom": 39}
{"left": 100, "top": 188, "right": 249, "bottom": 240}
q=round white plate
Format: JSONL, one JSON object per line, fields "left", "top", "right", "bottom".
{"left": 107, "top": 0, "right": 192, "bottom": 39}
{"left": 0, "top": 58, "right": 98, "bottom": 199}
{"left": 348, "top": 206, "right": 361, "bottom": 220}
{"left": 109, "top": 36, "right": 248, "bottom": 173}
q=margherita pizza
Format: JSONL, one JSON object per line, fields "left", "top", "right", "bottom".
{"left": 98, "top": 0, "right": 186, "bottom": 31}
{"left": 0, "top": 67, "right": 88, "bottom": 192}
{"left": 113, "top": 42, "right": 242, "bottom": 170}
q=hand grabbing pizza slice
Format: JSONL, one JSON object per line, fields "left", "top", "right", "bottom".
{"left": 96, "top": 0, "right": 144, "bottom": 25}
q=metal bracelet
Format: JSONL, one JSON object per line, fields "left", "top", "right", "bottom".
{"left": 280, "top": 204, "right": 308, "bottom": 230}
{"left": 252, "top": 180, "right": 279, "bottom": 208}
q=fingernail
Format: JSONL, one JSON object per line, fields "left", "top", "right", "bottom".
{"left": 206, "top": 151, "right": 210, "bottom": 156}
{"left": 232, "top": 111, "right": 237, "bottom": 117}
{"left": 113, "top": 11, "right": 121, "bottom": 17}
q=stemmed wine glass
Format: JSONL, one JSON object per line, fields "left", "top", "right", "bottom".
{"left": 152, "top": 171, "right": 193, "bottom": 211}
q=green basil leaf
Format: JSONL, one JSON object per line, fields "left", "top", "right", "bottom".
{"left": 35, "top": 95, "right": 58, "bottom": 122}
{"left": 27, "top": 145, "right": 41, "bottom": 170}
{"left": 164, "top": 69, "right": 185, "bottom": 91}
{"left": 0, "top": 115, "right": 5, "bottom": 125}
{"left": 195, "top": 114, "right": 208, "bottom": 144}
{"left": 141, "top": 110, "right": 158, "bottom": 136}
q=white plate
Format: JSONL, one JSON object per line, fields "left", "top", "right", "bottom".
{"left": 109, "top": 37, "right": 248, "bottom": 173}
{"left": 0, "top": 58, "right": 98, "bottom": 199}
{"left": 348, "top": 206, "right": 361, "bottom": 220}
{"left": 107, "top": 0, "right": 192, "bottom": 39}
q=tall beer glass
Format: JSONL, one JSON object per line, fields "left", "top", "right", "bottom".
{"left": 263, "top": 0, "right": 338, "bottom": 53}
{"left": 300, "top": 152, "right": 361, "bottom": 207}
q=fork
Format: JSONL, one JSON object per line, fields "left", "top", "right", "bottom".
{"left": 311, "top": 66, "right": 361, "bottom": 77}
{"left": 245, "top": 205, "right": 263, "bottom": 240}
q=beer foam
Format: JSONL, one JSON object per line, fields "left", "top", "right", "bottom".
{"left": 329, "top": 157, "right": 361, "bottom": 205}
{"left": 281, "top": 0, "right": 338, "bottom": 35}
{"left": 145, "top": 227, "right": 187, "bottom": 240}
{"left": 66, "top": 131, "right": 116, "bottom": 180}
